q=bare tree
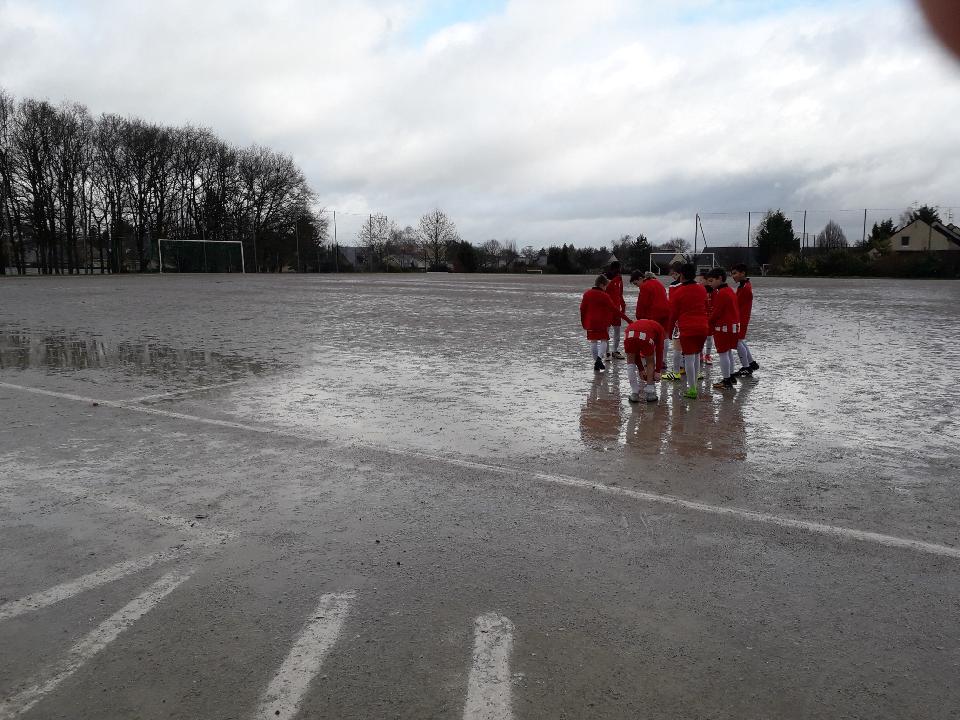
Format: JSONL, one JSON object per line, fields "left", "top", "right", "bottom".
{"left": 481, "top": 238, "right": 502, "bottom": 269}
{"left": 816, "top": 220, "right": 848, "bottom": 249}
{"left": 356, "top": 213, "right": 392, "bottom": 270}
{"left": 418, "top": 208, "right": 459, "bottom": 269}
{"left": 662, "top": 237, "right": 691, "bottom": 254}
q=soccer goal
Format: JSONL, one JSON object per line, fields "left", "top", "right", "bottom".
{"left": 157, "top": 239, "right": 245, "bottom": 274}
{"left": 649, "top": 252, "right": 686, "bottom": 274}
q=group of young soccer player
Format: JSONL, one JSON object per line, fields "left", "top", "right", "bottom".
{"left": 579, "top": 259, "right": 760, "bottom": 403}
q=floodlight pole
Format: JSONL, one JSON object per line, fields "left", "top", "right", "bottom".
{"left": 158, "top": 239, "right": 164, "bottom": 274}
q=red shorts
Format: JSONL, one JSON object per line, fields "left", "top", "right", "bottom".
{"left": 586, "top": 330, "right": 609, "bottom": 341}
{"left": 623, "top": 338, "right": 655, "bottom": 357}
{"left": 713, "top": 331, "right": 739, "bottom": 354}
{"left": 679, "top": 334, "right": 707, "bottom": 355}
{"left": 738, "top": 322, "right": 749, "bottom": 340}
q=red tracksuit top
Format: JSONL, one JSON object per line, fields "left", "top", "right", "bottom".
{"left": 709, "top": 285, "right": 740, "bottom": 333}
{"left": 624, "top": 319, "right": 665, "bottom": 371}
{"left": 605, "top": 274, "right": 626, "bottom": 326}
{"left": 580, "top": 288, "right": 628, "bottom": 334}
{"left": 668, "top": 281, "right": 709, "bottom": 337}
{"left": 737, "top": 278, "right": 753, "bottom": 332}
{"left": 636, "top": 277, "right": 670, "bottom": 325}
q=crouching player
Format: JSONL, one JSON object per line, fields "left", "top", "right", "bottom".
{"left": 623, "top": 318, "right": 665, "bottom": 403}
{"left": 668, "top": 263, "right": 709, "bottom": 399}
{"left": 706, "top": 268, "right": 740, "bottom": 389}
{"left": 580, "top": 275, "right": 632, "bottom": 372}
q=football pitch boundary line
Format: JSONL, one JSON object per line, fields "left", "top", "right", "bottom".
{"left": 2, "top": 379, "right": 960, "bottom": 561}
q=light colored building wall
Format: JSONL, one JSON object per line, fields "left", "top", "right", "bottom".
{"left": 889, "top": 219, "right": 960, "bottom": 252}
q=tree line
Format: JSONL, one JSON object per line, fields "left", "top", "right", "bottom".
{"left": 0, "top": 87, "right": 318, "bottom": 275}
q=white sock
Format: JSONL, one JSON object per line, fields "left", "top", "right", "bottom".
{"left": 719, "top": 350, "right": 733, "bottom": 379}
{"left": 599, "top": 341, "right": 608, "bottom": 358}
{"left": 626, "top": 363, "right": 640, "bottom": 394}
{"left": 736, "top": 340, "right": 753, "bottom": 367}
{"left": 612, "top": 325, "right": 621, "bottom": 352}
{"left": 591, "top": 341, "right": 600, "bottom": 360}
{"left": 683, "top": 354, "right": 698, "bottom": 388}
{"left": 645, "top": 382, "right": 656, "bottom": 397}
{"left": 662, "top": 339, "right": 670, "bottom": 369}
{"left": 672, "top": 348, "right": 682, "bottom": 372}
{"left": 705, "top": 336, "right": 713, "bottom": 355}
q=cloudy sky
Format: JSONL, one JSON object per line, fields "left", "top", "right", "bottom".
{"left": 2, "top": 0, "right": 959, "bottom": 247}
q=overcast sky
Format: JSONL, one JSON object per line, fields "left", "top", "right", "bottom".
{"left": 2, "top": 0, "right": 959, "bottom": 247}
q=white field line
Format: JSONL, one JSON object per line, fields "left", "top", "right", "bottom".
{"left": 50, "top": 483, "right": 237, "bottom": 546}
{"left": 0, "top": 547, "right": 187, "bottom": 623}
{"left": 130, "top": 380, "right": 246, "bottom": 403}
{"left": 254, "top": 591, "right": 355, "bottom": 720}
{"left": 464, "top": 613, "right": 515, "bottom": 720}
{"left": 0, "top": 568, "right": 193, "bottom": 720}
{"left": 4, "top": 380, "right": 960, "bottom": 561}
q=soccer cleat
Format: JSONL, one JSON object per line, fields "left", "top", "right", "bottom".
{"left": 748, "top": 360, "right": 760, "bottom": 371}
{"left": 703, "top": 354, "right": 714, "bottom": 365}
{"left": 628, "top": 392, "right": 640, "bottom": 403}
{"left": 736, "top": 367, "right": 753, "bottom": 377}
{"left": 697, "top": 371, "right": 704, "bottom": 380}
{"left": 645, "top": 389, "right": 658, "bottom": 403}
{"left": 612, "top": 351, "right": 626, "bottom": 360}
{"left": 594, "top": 357, "right": 605, "bottom": 372}
{"left": 684, "top": 387, "right": 698, "bottom": 399}
{"left": 662, "top": 371, "right": 682, "bottom": 382}
{"left": 678, "top": 367, "right": 686, "bottom": 375}
{"left": 713, "top": 378, "right": 735, "bottom": 390}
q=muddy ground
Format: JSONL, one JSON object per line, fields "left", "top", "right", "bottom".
{"left": 1, "top": 273, "right": 959, "bottom": 719}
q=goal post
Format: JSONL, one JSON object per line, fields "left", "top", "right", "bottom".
{"left": 648, "top": 252, "right": 717, "bottom": 275}
{"left": 157, "top": 239, "right": 245, "bottom": 274}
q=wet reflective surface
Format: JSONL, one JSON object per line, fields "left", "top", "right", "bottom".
{"left": 2, "top": 274, "right": 959, "bottom": 484}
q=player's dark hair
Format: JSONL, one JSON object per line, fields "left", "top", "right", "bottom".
{"left": 609, "top": 260, "right": 621, "bottom": 271}
{"left": 680, "top": 263, "right": 697, "bottom": 281}
{"left": 669, "top": 261, "right": 683, "bottom": 273}
{"left": 732, "top": 263, "right": 748, "bottom": 273}
{"left": 629, "top": 269, "right": 643, "bottom": 282}
{"left": 707, "top": 267, "right": 726, "bottom": 281}
{"left": 594, "top": 274, "right": 609, "bottom": 289}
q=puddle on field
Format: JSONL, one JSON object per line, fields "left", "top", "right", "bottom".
{"left": 0, "top": 329, "right": 281, "bottom": 386}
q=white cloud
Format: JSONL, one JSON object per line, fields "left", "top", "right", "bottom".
{"left": 1, "top": 0, "right": 958, "bottom": 247}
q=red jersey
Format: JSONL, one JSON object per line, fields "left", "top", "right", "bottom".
{"left": 580, "top": 287, "right": 628, "bottom": 337}
{"left": 636, "top": 277, "right": 670, "bottom": 326}
{"left": 623, "top": 319, "right": 665, "bottom": 370}
{"left": 605, "top": 273, "right": 626, "bottom": 326}
{"left": 736, "top": 278, "right": 753, "bottom": 335}
{"left": 668, "top": 281, "right": 709, "bottom": 337}
{"left": 710, "top": 285, "right": 740, "bottom": 353}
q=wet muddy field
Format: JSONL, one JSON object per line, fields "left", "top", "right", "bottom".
{"left": 2, "top": 274, "right": 959, "bottom": 525}
{"left": 2, "top": 273, "right": 960, "bottom": 719}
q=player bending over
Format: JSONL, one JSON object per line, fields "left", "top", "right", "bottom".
{"left": 668, "top": 263, "right": 710, "bottom": 399}
{"left": 730, "top": 263, "right": 761, "bottom": 377}
{"left": 706, "top": 268, "right": 740, "bottom": 390}
{"left": 623, "top": 318, "right": 665, "bottom": 403}
{"left": 580, "top": 275, "right": 632, "bottom": 372}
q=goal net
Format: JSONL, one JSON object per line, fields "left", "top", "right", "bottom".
{"left": 157, "top": 239, "right": 245, "bottom": 273}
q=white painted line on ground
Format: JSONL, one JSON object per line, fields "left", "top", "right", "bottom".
{"left": 0, "top": 547, "right": 187, "bottom": 623}
{"left": 4, "top": 380, "right": 960, "bottom": 561}
{"left": 0, "top": 568, "right": 193, "bottom": 720}
{"left": 254, "top": 591, "right": 356, "bottom": 720}
{"left": 51, "top": 484, "right": 237, "bottom": 545}
{"left": 464, "top": 613, "right": 515, "bottom": 720}
{"left": 130, "top": 380, "right": 247, "bottom": 403}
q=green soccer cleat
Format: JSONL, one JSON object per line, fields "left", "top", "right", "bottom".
{"left": 684, "top": 387, "right": 698, "bottom": 399}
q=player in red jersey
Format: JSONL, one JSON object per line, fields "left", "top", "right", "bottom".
{"left": 604, "top": 260, "right": 627, "bottom": 360}
{"left": 706, "top": 268, "right": 741, "bottom": 389}
{"left": 730, "top": 263, "right": 760, "bottom": 376}
{"left": 580, "top": 275, "right": 631, "bottom": 372}
{"left": 623, "top": 318, "right": 665, "bottom": 403}
{"left": 695, "top": 269, "right": 715, "bottom": 365}
{"left": 668, "top": 263, "right": 709, "bottom": 399}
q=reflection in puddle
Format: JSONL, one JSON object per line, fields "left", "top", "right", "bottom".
{"left": 0, "top": 329, "right": 278, "bottom": 382}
